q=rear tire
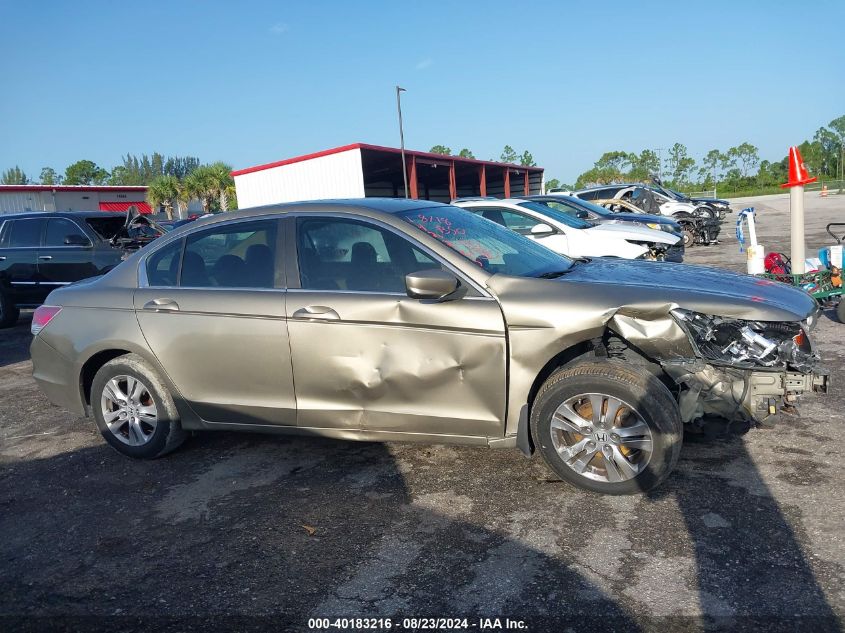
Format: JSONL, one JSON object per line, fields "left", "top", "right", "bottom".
{"left": 681, "top": 226, "right": 696, "bottom": 248}
{"left": 530, "top": 360, "right": 683, "bottom": 495}
{"left": 91, "top": 353, "right": 186, "bottom": 459}
{"left": 0, "top": 291, "right": 20, "bottom": 328}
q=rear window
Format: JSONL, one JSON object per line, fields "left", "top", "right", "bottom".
{"left": 86, "top": 217, "right": 125, "bottom": 240}
{"left": 7, "top": 218, "right": 45, "bottom": 247}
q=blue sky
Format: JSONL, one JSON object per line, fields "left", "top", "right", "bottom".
{"left": 1, "top": 0, "right": 843, "bottom": 184}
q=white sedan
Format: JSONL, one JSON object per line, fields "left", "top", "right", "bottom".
{"left": 452, "top": 198, "right": 684, "bottom": 262}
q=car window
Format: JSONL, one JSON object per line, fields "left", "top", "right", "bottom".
{"left": 475, "top": 207, "right": 544, "bottom": 235}
{"left": 86, "top": 216, "right": 126, "bottom": 240}
{"left": 297, "top": 217, "right": 439, "bottom": 293}
{"left": 576, "top": 189, "right": 600, "bottom": 201}
{"left": 45, "top": 218, "right": 90, "bottom": 247}
{"left": 146, "top": 239, "right": 183, "bottom": 287}
{"left": 6, "top": 218, "right": 46, "bottom": 247}
{"left": 182, "top": 220, "right": 278, "bottom": 288}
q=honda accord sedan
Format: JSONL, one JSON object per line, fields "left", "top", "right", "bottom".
{"left": 30, "top": 199, "right": 827, "bottom": 494}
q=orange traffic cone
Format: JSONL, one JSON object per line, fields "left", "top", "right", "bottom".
{"left": 821, "top": 184, "right": 828, "bottom": 197}
{"left": 781, "top": 146, "right": 818, "bottom": 188}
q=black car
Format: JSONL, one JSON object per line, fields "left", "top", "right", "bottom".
{"left": 0, "top": 211, "right": 163, "bottom": 327}
{"left": 524, "top": 194, "right": 683, "bottom": 236}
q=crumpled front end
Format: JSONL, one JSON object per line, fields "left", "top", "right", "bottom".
{"left": 610, "top": 307, "right": 829, "bottom": 425}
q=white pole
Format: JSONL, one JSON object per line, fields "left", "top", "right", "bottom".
{"left": 790, "top": 185, "right": 806, "bottom": 274}
{"left": 746, "top": 212, "right": 758, "bottom": 247}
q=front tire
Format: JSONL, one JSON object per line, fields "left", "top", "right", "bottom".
{"left": 91, "top": 353, "right": 186, "bottom": 459}
{"left": 681, "top": 226, "right": 696, "bottom": 248}
{"left": 530, "top": 360, "right": 683, "bottom": 495}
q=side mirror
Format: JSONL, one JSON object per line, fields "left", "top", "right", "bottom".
{"left": 64, "top": 234, "right": 90, "bottom": 246}
{"left": 405, "top": 269, "right": 459, "bottom": 300}
{"left": 530, "top": 223, "right": 555, "bottom": 236}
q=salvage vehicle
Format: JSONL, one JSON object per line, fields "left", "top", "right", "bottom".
{"left": 650, "top": 176, "right": 731, "bottom": 220}
{"left": 0, "top": 210, "right": 164, "bottom": 327}
{"left": 592, "top": 197, "right": 720, "bottom": 248}
{"left": 573, "top": 184, "right": 721, "bottom": 221}
{"left": 454, "top": 198, "right": 683, "bottom": 262}
{"left": 523, "top": 194, "right": 684, "bottom": 239}
{"left": 30, "top": 199, "right": 828, "bottom": 494}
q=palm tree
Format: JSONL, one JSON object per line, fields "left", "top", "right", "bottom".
{"left": 182, "top": 166, "right": 216, "bottom": 213}
{"left": 207, "top": 162, "right": 235, "bottom": 211}
{"left": 146, "top": 175, "right": 180, "bottom": 220}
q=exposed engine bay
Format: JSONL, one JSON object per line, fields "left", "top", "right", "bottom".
{"left": 606, "top": 307, "right": 828, "bottom": 428}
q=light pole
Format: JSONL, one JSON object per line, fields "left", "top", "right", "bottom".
{"left": 396, "top": 86, "right": 408, "bottom": 198}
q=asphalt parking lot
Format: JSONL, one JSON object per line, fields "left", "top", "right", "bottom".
{"left": 0, "top": 194, "right": 843, "bottom": 631}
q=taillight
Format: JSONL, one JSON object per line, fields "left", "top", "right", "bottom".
{"left": 31, "top": 305, "right": 62, "bottom": 336}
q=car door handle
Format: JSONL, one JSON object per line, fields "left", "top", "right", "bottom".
{"left": 0, "top": 256, "right": 5, "bottom": 261}
{"left": 142, "top": 299, "right": 180, "bottom": 312}
{"left": 291, "top": 306, "right": 340, "bottom": 320}
{"left": 38, "top": 255, "right": 52, "bottom": 260}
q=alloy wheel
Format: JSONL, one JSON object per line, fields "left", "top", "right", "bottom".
{"left": 549, "top": 393, "right": 653, "bottom": 483}
{"left": 100, "top": 375, "right": 158, "bottom": 446}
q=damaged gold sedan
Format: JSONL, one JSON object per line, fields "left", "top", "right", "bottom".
{"left": 30, "top": 199, "right": 828, "bottom": 494}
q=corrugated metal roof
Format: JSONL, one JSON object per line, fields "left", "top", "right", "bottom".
{"left": 0, "top": 185, "right": 148, "bottom": 192}
{"left": 231, "top": 143, "right": 544, "bottom": 177}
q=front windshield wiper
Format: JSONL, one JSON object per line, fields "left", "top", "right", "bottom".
{"left": 536, "top": 258, "right": 589, "bottom": 278}
{"left": 537, "top": 270, "right": 570, "bottom": 279}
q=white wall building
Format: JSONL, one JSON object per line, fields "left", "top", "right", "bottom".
{"left": 232, "top": 143, "right": 545, "bottom": 208}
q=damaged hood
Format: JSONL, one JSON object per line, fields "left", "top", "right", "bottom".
{"left": 488, "top": 258, "right": 817, "bottom": 323}
{"left": 585, "top": 222, "right": 680, "bottom": 245}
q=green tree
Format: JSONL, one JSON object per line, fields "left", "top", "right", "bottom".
{"left": 729, "top": 142, "right": 760, "bottom": 178}
{"left": 64, "top": 160, "right": 109, "bottom": 185}
{"left": 39, "top": 167, "right": 61, "bottom": 185}
{"left": 628, "top": 150, "right": 659, "bottom": 181}
{"left": 519, "top": 150, "right": 536, "bottom": 167}
{"left": 666, "top": 143, "right": 695, "bottom": 186}
{"left": 182, "top": 165, "right": 217, "bottom": 213}
{"left": 1, "top": 166, "right": 28, "bottom": 185}
{"left": 500, "top": 145, "right": 518, "bottom": 164}
{"left": 429, "top": 145, "right": 452, "bottom": 155}
{"left": 545, "top": 178, "right": 561, "bottom": 191}
{"left": 208, "top": 162, "right": 235, "bottom": 211}
{"left": 457, "top": 148, "right": 475, "bottom": 159}
{"left": 698, "top": 149, "right": 724, "bottom": 186}
{"left": 147, "top": 175, "right": 181, "bottom": 220}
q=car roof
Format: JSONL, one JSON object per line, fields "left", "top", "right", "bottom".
{"left": 183, "top": 198, "right": 451, "bottom": 230}
{"left": 452, "top": 198, "right": 529, "bottom": 208}
{"left": 0, "top": 210, "right": 125, "bottom": 220}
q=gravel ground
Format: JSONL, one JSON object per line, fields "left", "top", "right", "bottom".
{"left": 0, "top": 194, "right": 843, "bottom": 632}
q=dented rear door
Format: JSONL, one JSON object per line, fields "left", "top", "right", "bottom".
{"left": 287, "top": 214, "right": 507, "bottom": 438}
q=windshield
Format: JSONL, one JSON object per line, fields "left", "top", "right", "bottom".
{"left": 539, "top": 196, "right": 613, "bottom": 219}
{"left": 397, "top": 206, "right": 573, "bottom": 277}
{"left": 515, "top": 201, "right": 594, "bottom": 229}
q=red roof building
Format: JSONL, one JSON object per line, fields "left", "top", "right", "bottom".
{"left": 232, "top": 143, "right": 545, "bottom": 208}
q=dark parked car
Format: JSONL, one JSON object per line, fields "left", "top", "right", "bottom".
{"left": 524, "top": 195, "right": 684, "bottom": 236}
{"left": 0, "top": 211, "right": 163, "bottom": 327}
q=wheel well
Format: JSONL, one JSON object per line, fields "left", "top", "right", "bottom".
{"left": 80, "top": 349, "right": 130, "bottom": 405}
{"left": 526, "top": 330, "right": 673, "bottom": 410}
{"left": 527, "top": 340, "right": 594, "bottom": 409}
